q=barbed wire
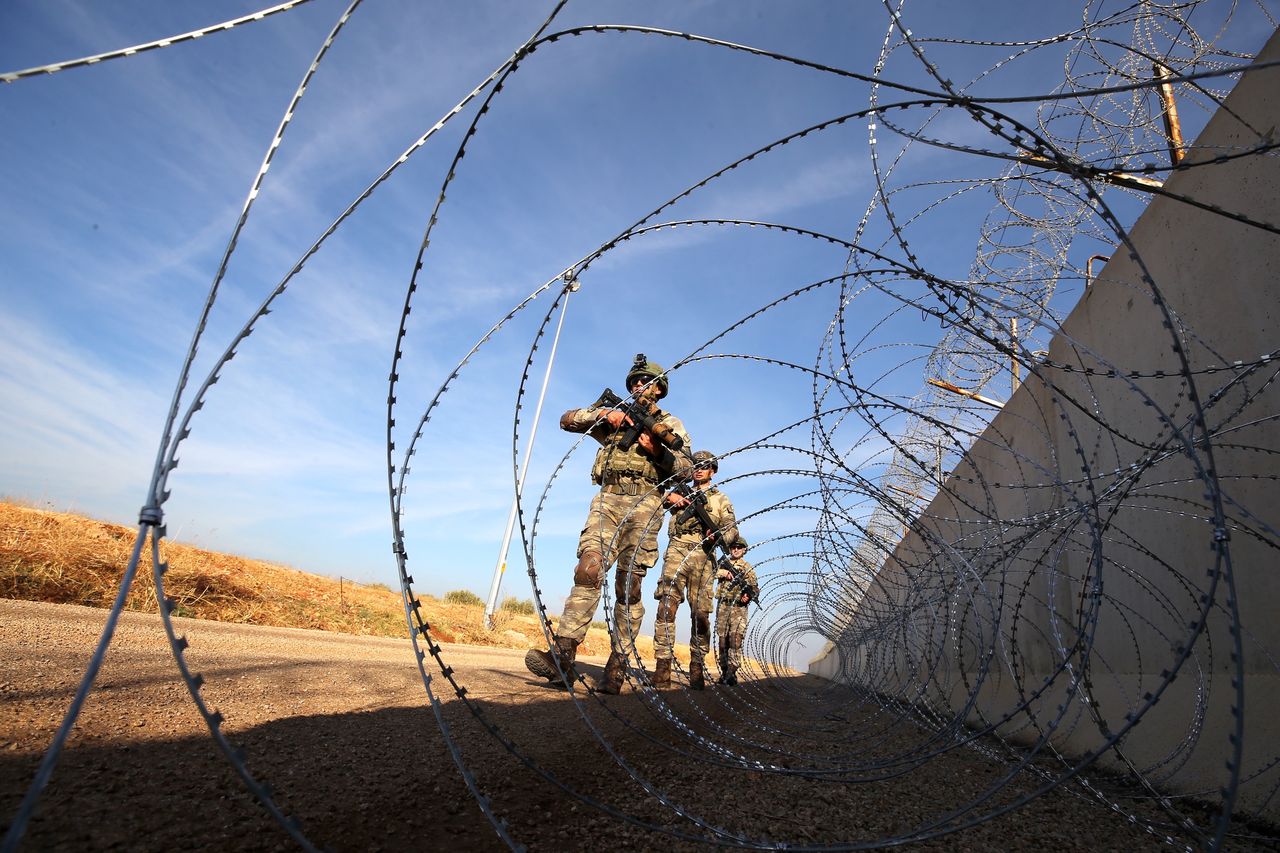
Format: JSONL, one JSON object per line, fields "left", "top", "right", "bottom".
{"left": 4, "top": 0, "right": 1279, "bottom": 850}
{"left": 0, "top": 0, "right": 319, "bottom": 84}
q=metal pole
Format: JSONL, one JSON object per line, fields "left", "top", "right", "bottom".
{"left": 484, "top": 278, "right": 577, "bottom": 629}
{"left": 926, "top": 377, "right": 1005, "bottom": 410}
{"left": 886, "top": 483, "right": 925, "bottom": 501}
{"left": 1154, "top": 60, "right": 1185, "bottom": 166}
{"left": 886, "top": 484, "right": 924, "bottom": 539}
{"left": 1010, "top": 317, "right": 1020, "bottom": 393}
{"left": 1086, "top": 253, "right": 1110, "bottom": 287}
{"left": 1016, "top": 148, "right": 1163, "bottom": 188}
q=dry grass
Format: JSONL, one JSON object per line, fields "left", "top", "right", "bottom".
{"left": 0, "top": 501, "right": 689, "bottom": 661}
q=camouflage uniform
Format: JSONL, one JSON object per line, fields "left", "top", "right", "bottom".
{"left": 525, "top": 356, "right": 693, "bottom": 694}
{"left": 653, "top": 483, "right": 738, "bottom": 666}
{"left": 715, "top": 555, "right": 758, "bottom": 676}
{"left": 556, "top": 404, "right": 691, "bottom": 653}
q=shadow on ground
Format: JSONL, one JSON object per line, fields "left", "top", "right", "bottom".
{"left": 11, "top": 664, "right": 1270, "bottom": 851}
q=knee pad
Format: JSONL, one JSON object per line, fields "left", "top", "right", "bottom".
{"left": 574, "top": 552, "right": 603, "bottom": 587}
{"left": 655, "top": 596, "right": 679, "bottom": 623}
{"left": 614, "top": 571, "right": 643, "bottom": 603}
{"left": 692, "top": 610, "right": 711, "bottom": 641}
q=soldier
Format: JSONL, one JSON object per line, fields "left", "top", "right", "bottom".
{"left": 652, "top": 451, "right": 739, "bottom": 690}
{"left": 714, "top": 539, "right": 758, "bottom": 686}
{"left": 525, "top": 354, "right": 693, "bottom": 694}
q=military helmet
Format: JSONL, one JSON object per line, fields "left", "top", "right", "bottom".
{"left": 731, "top": 539, "right": 748, "bottom": 551}
{"left": 626, "top": 353, "right": 668, "bottom": 399}
{"left": 692, "top": 450, "right": 718, "bottom": 472}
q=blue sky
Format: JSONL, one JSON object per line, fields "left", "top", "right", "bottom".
{"left": 2, "top": 1, "right": 1275, "bottom": 663}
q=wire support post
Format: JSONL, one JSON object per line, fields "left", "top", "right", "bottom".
{"left": 926, "top": 377, "right": 1005, "bottom": 410}
{"left": 483, "top": 273, "right": 577, "bottom": 629}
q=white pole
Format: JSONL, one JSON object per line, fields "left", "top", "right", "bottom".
{"left": 484, "top": 278, "right": 576, "bottom": 629}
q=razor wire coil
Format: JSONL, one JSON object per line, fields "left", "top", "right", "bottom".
{"left": 5, "top": 0, "right": 1280, "bottom": 850}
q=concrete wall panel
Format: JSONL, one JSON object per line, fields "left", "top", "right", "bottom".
{"left": 810, "top": 30, "right": 1280, "bottom": 818}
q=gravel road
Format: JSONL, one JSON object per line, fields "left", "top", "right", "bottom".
{"left": 1, "top": 599, "right": 1272, "bottom": 851}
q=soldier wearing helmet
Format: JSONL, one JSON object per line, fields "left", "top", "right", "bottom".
{"left": 714, "top": 538, "right": 758, "bottom": 686}
{"left": 525, "top": 354, "right": 693, "bottom": 694}
{"left": 652, "top": 450, "right": 740, "bottom": 690}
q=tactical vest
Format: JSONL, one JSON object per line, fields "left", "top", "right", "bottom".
{"left": 590, "top": 424, "right": 665, "bottom": 485}
{"left": 669, "top": 486, "right": 726, "bottom": 539}
{"left": 718, "top": 558, "right": 754, "bottom": 602}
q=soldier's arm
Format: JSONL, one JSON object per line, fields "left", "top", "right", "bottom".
{"left": 662, "top": 414, "right": 695, "bottom": 480}
{"left": 560, "top": 407, "right": 595, "bottom": 433}
{"left": 560, "top": 407, "right": 619, "bottom": 442}
{"left": 715, "top": 498, "right": 740, "bottom": 549}
{"left": 665, "top": 488, "right": 690, "bottom": 509}
{"left": 715, "top": 547, "right": 737, "bottom": 580}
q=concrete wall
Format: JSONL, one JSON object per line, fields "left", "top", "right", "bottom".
{"left": 810, "top": 31, "right": 1280, "bottom": 817}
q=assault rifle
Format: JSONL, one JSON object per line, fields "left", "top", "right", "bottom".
{"left": 592, "top": 387, "right": 685, "bottom": 455}
{"left": 716, "top": 555, "right": 756, "bottom": 606}
{"left": 668, "top": 482, "right": 757, "bottom": 606}
{"left": 669, "top": 481, "right": 731, "bottom": 555}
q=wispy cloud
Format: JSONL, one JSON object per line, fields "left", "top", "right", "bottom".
{"left": 0, "top": 310, "right": 166, "bottom": 513}
{"left": 694, "top": 153, "right": 869, "bottom": 220}
{"left": 589, "top": 152, "right": 870, "bottom": 269}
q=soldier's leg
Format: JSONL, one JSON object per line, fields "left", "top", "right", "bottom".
{"left": 599, "top": 492, "right": 662, "bottom": 695}
{"left": 608, "top": 493, "right": 663, "bottom": 657}
{"left": 652, "top": 587, "right": 679, "bottom": 685}
{"left": 525, "top": 547, "right": 604, "bottom": 684}
{"left": 528, "top": 495, "right": 617, "bottom": 684}
{"left": 714, "top": 606, "right": 731, "bottom": 680}
{"left": 557, "top": 493, "right": 619, "bottom": 643}
{"left": 727, "top": 608, "right": 747, "bottom": 670}
{"left": 652, "top": 541, "right": 692, "bottom": 663}
{"left": 652, "top": 591, "right": 679, "bottom": 658}
{"left": 557, "top": 549, "right": 608, "bottom": 644}
{"left": 686, "top": 554, "right": 715, "bottom": 665}
{"left": 687, "top": 608, "right": 711, "bottom": 690}
{"left": 601, "top": 561, "right": 645, "bottom": 695}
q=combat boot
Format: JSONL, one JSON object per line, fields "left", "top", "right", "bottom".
{"left": 724, "top": 664, "right": 738, "bottom": 686}
{"left": 688, "top": 657, "right": 705, "bottom": 691}
{"left": 652, "top": 657, "right": 672, "bottom": 689}
{"left": 599, "top": 651, "right": 626, "bottom": 695}
{"left": 524, "top": 636, "right": 579, "bottom": 687}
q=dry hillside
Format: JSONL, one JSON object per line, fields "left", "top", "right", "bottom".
{"left": 0, "top": 500, "right": 689, "bottom": 663}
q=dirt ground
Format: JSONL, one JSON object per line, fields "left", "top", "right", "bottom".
{"left": 1, "top": 599, "right": 1275, "bottom": 851}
